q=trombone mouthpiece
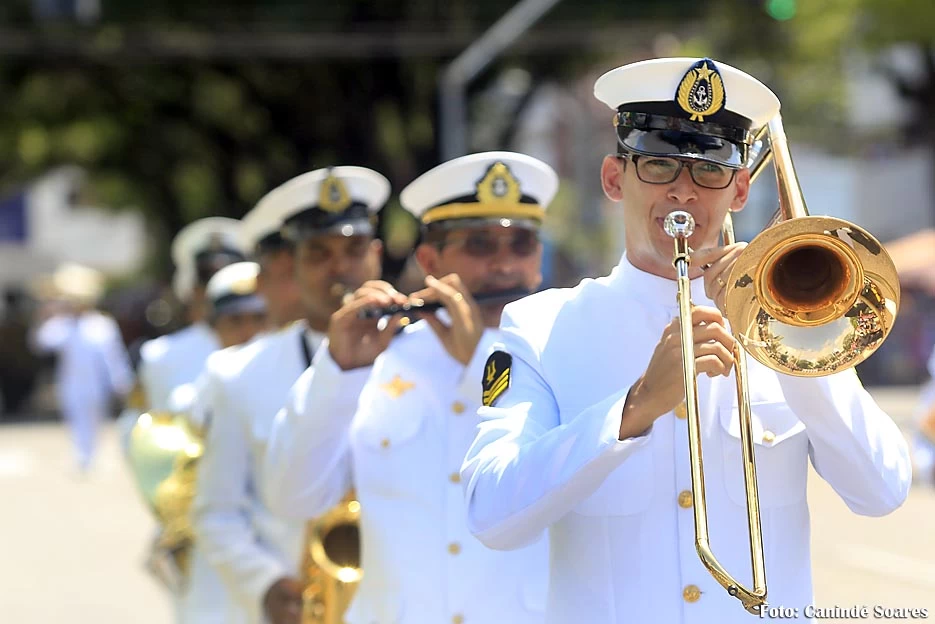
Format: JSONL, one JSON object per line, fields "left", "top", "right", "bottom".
{"left": 664, "top": 211, "right": 695, "bottom": 239}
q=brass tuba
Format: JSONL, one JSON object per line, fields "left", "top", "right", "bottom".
{"left": 127, "top": 410, "right": 204, "bottom": 593}
{"left": 663, "top": 113, "right": 900, "bottom": 614}
{"left": 300, "top": 492, "right": 363, "bottom": 624}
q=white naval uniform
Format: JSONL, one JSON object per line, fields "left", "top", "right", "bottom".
{"left": 139, "top": 323, "right": 220, "bottom": 412}
{"left": 138, "top": 321, "right": 241, "bottom": 624}
{"left": 265, "top": 322, "right": 549, "bottom": 624}
{"left": 461, "top": 254, "right": 912, "bottom": 624}
{"left": 192, "top": 322, "right": 321, "bottom": 624}
{"left": 33, "top": 311, "right": 134, "bottom": 468}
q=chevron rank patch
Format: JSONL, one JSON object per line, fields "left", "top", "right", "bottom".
{"left": 482, "top": 351, "right": 512, "bottom": 407}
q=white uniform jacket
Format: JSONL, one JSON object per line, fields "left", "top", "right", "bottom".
{"left": 139, "top": 323, "right": 219, "bottom": 412}
{"left": 461, "top": 254, "right": 912, "bottom": 624}
{"left": 192, "top": 322, "right": 321, "bottom": 623}
{"left": 265, "top": 322, "right": 549, "bottom": 624}
{"left": 34, "top": 311, "right": 134, "bottom": 407}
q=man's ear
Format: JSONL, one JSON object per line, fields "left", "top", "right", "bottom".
{"left": 414, "top": 243, "right": 439, "bottom": 278}
{"left": 729, "top": 167, "right": 751, "bottom": 214}
{"left": 601, "top": 155, "right": 626, "bottom": 201}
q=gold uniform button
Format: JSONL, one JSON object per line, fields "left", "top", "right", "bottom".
{"left": 762, "top": 430, "right": 776, "bottom": 444}
{"left": 674, "top": 403, "right": 687, "bottom": 419}
{"left": 380, "top": 438, "right": 390, "bottom": 449}
{"left": 449, "top": 472, "right": 462, "bottom": 484}
{"left": 683, "top": 584, "right": 702, "bottom": 603}
{"left": 452, "top": 616, "right": 464, "bottom": 624}
{"left": 452, "top": 401, "right": 466, "bottom": 414}
{"left": 678, "top": 490, "right": 693, "bottom": 509}
{"left": 448, "top": 542, "right": 461, "bottom": 555}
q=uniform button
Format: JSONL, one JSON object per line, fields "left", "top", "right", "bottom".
{"left": 449, "top": 472, "right": 461, "bottom": 484}
{"left": 674, "top": 403, "right": 687, "bottom": 419}
{"left": 452, "top": 615, "right": 464, "bottom": 624}
{"left": 380, "top": 438, "right": 390, "bottom": 449}
{"left": 683, "top": 584, "right": 702, "bottom": 603}
{"left": 451, "top": 401, "right": 465, "bottom": 414}
{"left": 448, "top": 542, "right": 461, "bottom": 555}
{"left": 762, "top": 430, "right": 775, "bottom": 444}
{"left": 678, "top": 490, "right": 693, "bottom": 509}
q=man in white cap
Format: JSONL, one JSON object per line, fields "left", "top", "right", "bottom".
{"left": 459, "top": 58, "right": 912, "bottom": 623}
{"left": 130, "top": 217, "right": 247, "bottom": 623}
{"left": 137, "top": 217, "right": 247, "bottom": 415}
{"left": 31, "top": 262, "right": 134, "bottom": 472}
{"left": 236, "top": 194, "right": 304, "bottom": 331}
{"left": 145, "top": 260, "right": 267, "bottom": 624}
{"left": 263, "top": 152, "right": 556, "bottom": 624}
{"left": 192, "top": 166, "right": 389, "bottom": 624}
{"left": 202, "top": 261, "right": 268, "bottom": 357}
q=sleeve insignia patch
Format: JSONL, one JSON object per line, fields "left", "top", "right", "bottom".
{"left": 481, "top": 350, "right": 512, "bottom": 407}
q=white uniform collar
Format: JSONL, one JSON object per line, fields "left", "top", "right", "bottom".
{"left": 304, "top": 326, "right": 326, "bottom": 356}
{"left": 614, "top": 251, "right": 712, "bottom": 312}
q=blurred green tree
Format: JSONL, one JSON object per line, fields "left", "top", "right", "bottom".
{"left": 0, "top": 0, "right": 700, "bottom": 281}
{"left": 686, "top": 0, "right": 935, "bottom": 155}
{"left": 3, "top": 0, "right": 929, "bottom": 281}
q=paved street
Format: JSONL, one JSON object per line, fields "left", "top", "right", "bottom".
{"left": 0, "top": 386, "right": 932, "bottom": 623}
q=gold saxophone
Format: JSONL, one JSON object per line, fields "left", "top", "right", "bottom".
{"left": 300, "top": 491, "right": 363, "bottom": 624}
{"left": 127, "top": 411, "right": 204, "bottom": 592}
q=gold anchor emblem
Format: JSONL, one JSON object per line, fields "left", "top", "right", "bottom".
{"left": 675, "top": 59, "right": 726, "bottom": 122}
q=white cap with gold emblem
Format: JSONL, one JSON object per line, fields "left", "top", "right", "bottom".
{"left": 400, "top": 151, "right": 558, "bottom": 230}
{"left": 593, "top": 57, "right": 780, "bottom": 167}
{"left": 205, "top": 261, "right": 265, "bottom": 319}
{"left": 171, "top": 217, "right": 245, "bottom": 269}
{"left": 262, "top": 166, "right": 391, "bottom": 242}
{"left": 170, "top": 217, "right": 247, "bottom": 302}
{"left": 240, "top": 193, "right": 293, "bottom": 258}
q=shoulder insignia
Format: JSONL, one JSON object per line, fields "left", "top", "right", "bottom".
{"left": 481, "top": 351, "right": 512, "bottom": 407}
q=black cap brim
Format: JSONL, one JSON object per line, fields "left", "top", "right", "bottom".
{"left": 619, "top": 128, "right": 745, "bottom": 167}
{"left": 212, "top": 294, "right": 267, "bottom": 319}
{"left": 283, "top": 217, "right": 374, "bottom": 242}
{"left": 424, "top": 216, "right": 541, "bottom": 234}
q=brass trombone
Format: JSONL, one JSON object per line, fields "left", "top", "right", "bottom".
{"left": 664, "top": 113, "right": 900, "bottom": 614}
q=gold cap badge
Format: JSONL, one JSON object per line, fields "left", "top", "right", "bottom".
{"left": 319, "top": 172, "right": 353, "bottom": 213}
{"left": 675, "top": 59, "right": 726, "bottom": 122}
{"left": 476, "top": 162, "right": 522, "bottom": 206}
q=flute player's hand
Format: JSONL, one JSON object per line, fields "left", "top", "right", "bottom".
{"left": 327, "top": 280, "right": 408, "bottom": 371}
{"left": 410, "top": 274, "right": 485, "bottom": 366}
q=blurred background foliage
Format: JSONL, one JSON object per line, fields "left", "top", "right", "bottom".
{"left": 0, "top": 0, "right": 932, "bottom": 282}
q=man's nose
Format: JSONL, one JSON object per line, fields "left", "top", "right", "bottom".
{"left": 666, "top": 167, "right": 698, "bottom": 204}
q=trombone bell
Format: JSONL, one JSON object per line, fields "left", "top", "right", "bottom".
{"left": 726, "top": 115, "right": 900, "bottom": 377}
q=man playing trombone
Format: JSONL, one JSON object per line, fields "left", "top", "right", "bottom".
{"left": 460, "top": 57, "right": 912, "bottom": 623}
{"left": 264, "top": 152, "right": 555, "bottom": 624}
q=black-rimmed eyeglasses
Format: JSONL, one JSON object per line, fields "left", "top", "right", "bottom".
{"left": 618, "top": 153, "right": 738, "bottom": 190}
